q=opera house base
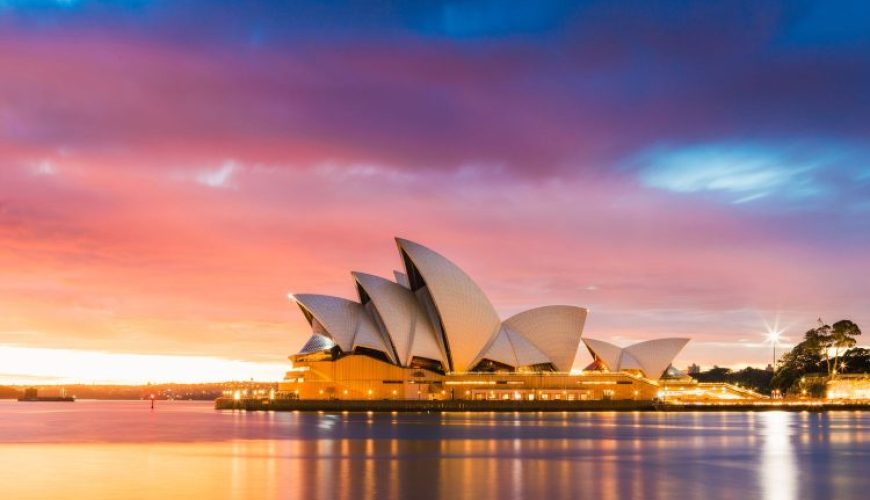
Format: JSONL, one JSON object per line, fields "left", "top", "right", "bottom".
{"left": 245, "top": 354, "right": 769, "bottom": 411}
{"left": 215, "top": 398, "right": 657, "bottom": 412}
{"left": 276, "top": 354, "right": 664, "bottom": 402}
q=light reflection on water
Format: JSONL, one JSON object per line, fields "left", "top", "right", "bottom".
{"left": 761, "top": 412, "right": 797, "bottom": 500}
{"left": 0, "top": 401, "right": 868, "bottom": 499}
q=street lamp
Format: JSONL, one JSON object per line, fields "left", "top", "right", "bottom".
{"left": 766, "top": 328, "right": 782, "bottom": 369}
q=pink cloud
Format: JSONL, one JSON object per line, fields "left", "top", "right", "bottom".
{"left": 2, "top": 158, "right": 867, "bottom": 374}
{"left": 1, "top": 28, "right": 868, "bottom": 380}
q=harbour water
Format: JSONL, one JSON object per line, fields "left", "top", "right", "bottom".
{"left": 1, "top": 400, "right": 868, "bottom": 499}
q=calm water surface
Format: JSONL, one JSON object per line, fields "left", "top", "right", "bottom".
{"left": 1, "top": 400, "right": 868, "bottom": 499}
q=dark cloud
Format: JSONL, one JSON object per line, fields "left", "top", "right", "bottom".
{"left": 2, "top": 2, "right": 867, "bottom": 177}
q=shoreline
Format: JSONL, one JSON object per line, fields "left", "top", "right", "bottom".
{"left": 214, "top": 398, "right": 870, "bottom": 412}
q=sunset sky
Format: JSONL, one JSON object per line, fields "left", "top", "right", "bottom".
{"left": 1, "top": 1, "right": 868, "bottom": 384}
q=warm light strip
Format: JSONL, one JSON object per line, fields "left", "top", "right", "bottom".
{"left": 0, "top": 346, "right": 287, "bottom": 385}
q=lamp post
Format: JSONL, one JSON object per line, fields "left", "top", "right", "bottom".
{"left": 767, "top": 329, "right": 781, "bottom": 369}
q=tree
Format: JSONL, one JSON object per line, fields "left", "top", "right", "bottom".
{"left": 830, "top": 320, "right": 862, "bottom": 375}
{"left": 804, "top": 319, "right": 833, "bottom": 374}
{"left": 771, "top": 337, "right": 823, "bottom": 392}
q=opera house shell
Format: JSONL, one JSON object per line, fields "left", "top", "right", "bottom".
{"left": 291, "top": 238, "right": 588, "bottom": 374}
{"left": 582, "top": 338, "right": 690, "bottom": 380}
{"left": 275, "top": 237, "right": 754, "bottom": 403}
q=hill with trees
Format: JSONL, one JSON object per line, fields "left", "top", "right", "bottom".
{"left": 772, "top": 319, "right": 866, "bottom": 394}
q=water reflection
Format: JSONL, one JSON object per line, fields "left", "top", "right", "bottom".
{"left": 760, "top": 412, "right": 797, "bottom": 500}
{"left": 1, "top": 401, "right": 869, "bottom": 499}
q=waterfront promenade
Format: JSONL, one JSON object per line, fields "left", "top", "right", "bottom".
{"left": 215, "top": 397, "right": 870, "bottom": 412}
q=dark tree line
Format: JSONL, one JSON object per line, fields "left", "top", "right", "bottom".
{"left": 692, "top": 366, "right": 774, "bottom": 395}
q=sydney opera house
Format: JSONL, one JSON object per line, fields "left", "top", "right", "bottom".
{"left": 278, "top": 238, "right": 757, "bottom": 402}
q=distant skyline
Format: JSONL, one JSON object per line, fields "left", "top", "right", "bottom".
{"left": 1, "top": 1, "right": 869, "bottom": 384}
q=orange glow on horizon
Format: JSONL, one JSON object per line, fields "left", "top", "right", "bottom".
{"left": 0, "top": 346, "right": 287, "bottom": 385}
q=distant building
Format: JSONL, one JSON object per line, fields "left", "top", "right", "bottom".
{"left": 687, "top": 363, "right": 701, "bottom": 375}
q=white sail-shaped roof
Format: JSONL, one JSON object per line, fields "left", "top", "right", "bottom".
{"left": 408, "top": 319, "right": 446, "bottom": 365}
{"left": 354, "top": 272, "right": 412, "bottom": 361}
{"left": 351, "top": 311, "right": 396, "bottom": 363}
{"left": 291, "top": 293, "right": 396, "bottom": 362}
{"left": 291, "top": 294, "right": 360, "bottom": 351}
{"left": 624, "top": 338, "right": 690, "bottom": 380}
{"left": 506, "top": 327, "right": 551, "bottom": 367}
{"left": 583, "top": 337, "right": 690, "bottom": 380}
{"left": 477, "top": 328, "right": 518, "bottom": 367}
{"left": 352, "top": 272, "right": 447, "bottom": 367}
{"left": 582, "top": 338, "right": 622, "bottom": 371}
{"left": 396, "top": 238, "right": 501, "bottom": 372}
{"left": 476, "top": 325, "right": 551, "bottom": 369}
{"left": 619, "top": 350, "right": 644, "bottom": 371}
{"left": 297, "top": 334, "right": 335, "bottom": 354}
{"left": 393, "top": 271, "right": 410, "bottom": 288}
{"left": 501, "top": 306, "right": 587, "bottom": 372}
